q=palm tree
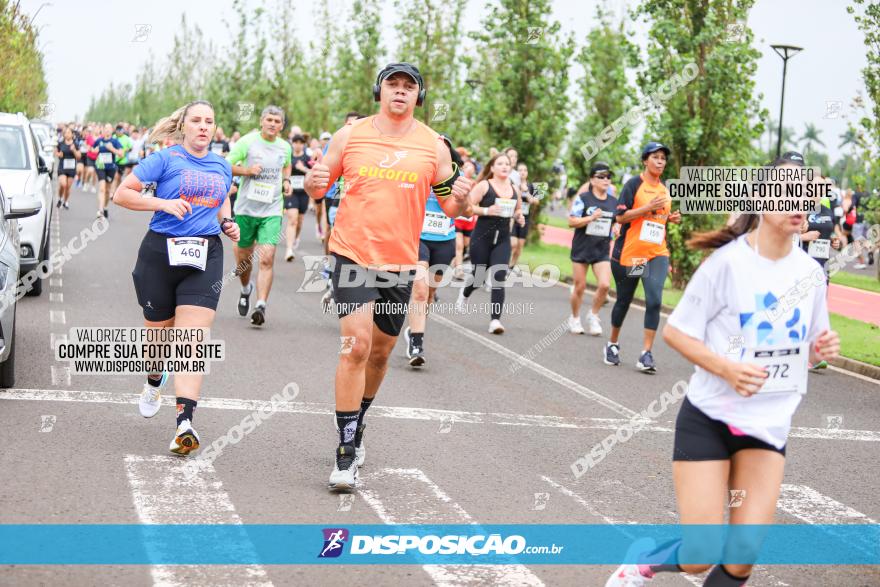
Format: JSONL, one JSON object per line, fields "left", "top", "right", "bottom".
{"left": 800, "top": 123, "right": 825, "bottom": 157}
{"left": 838, "top": 127, "right": 860, "bottom": 188}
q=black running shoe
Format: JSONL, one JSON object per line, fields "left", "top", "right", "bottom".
{"left": 103, "top": 209, "right": 108, "bottom": 219}
{"left": 636, "top": 350, "right": 657, "bottom": 374}
{"left": 238, "top": 287, "right": 251, "bottom": 317}
{"left": 604, "top": 342, "right": 621, "bottom": 366}
{"left": 250, "top": 304, "right": 265, "bottom": 326}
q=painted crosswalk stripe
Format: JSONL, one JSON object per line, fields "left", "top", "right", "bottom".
{"left": 124, "top": 454, "right": 273, "bottom": 587}
{"left": 1, "top": 388, "right": 879, "bottom": 443}
{"left": 359, "top": 468, "right": 544, "bottom": 586}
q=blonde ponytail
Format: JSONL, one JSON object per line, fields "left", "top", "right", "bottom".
{"left": 149, "top": 100, "right": 214, "bottom": 145}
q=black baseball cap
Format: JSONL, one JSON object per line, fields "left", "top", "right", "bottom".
{"left": 590, "top": 162, "right": 614, "bottom": 177}
{"left": 291, "top": 134, "right": 305, "bottom": 143}
{"left": 779, "top": 151, "right": 806, "bottom": 166}
{"left": 376, "top": 62, "right": 424, "bottom": 89}
{"left": 641, "top": 141, "right": 670, "bottom": 161}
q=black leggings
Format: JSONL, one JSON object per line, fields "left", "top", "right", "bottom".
{"left": 463, "top": 228, "right": 510, "bottom": 320}
{"left": 610, "top": 256, "right": 668, "bottom": 331}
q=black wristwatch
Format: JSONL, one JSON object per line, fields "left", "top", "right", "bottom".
{"left": 220, "top": 217, "right": 235, "bottom": 227}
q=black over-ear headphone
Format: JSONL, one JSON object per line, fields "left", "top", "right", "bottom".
{"left": 373, "top": 62, "right": 426, "bottom": 107}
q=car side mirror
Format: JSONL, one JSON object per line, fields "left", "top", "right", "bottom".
{"left": 37, "top": 156, "right": 49, "bottom": 174}
{"left": 7, "top": 200, "right": 42, "bottom": 220}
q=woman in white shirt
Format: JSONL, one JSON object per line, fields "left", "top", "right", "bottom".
{"left": 606, "top": 151, "right": 840, "bottom": 586}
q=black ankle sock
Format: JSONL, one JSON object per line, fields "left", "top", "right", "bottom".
{"left": 357, "top": 397, "right": 374, "bottom": 428}
{"left": 336, "top": 411, "right": 359, "bottom": 446}
{"left": 411, "top": 332, "right": 423, "bottom": 346}
{"left": 147, "top": 373, "right": 163, "bottom": 387}
{"left": 176, "top": 397, "right": 197, "bottom": 426}
{"left": 704, "top": 565, "right": 749, "bottom": 586}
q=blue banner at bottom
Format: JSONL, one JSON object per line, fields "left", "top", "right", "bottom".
{"left": 1, "top": 524, "right": 878, "bottom": 565}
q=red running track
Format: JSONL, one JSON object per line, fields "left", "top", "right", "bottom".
{"left": 538, "top": 224, "right": 880, "bottom": 326}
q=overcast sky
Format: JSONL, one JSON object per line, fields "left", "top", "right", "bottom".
{"left": 20, "top": 0, "right": 868, "bottom": 161}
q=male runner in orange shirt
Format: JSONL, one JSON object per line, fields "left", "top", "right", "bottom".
{"left": 305, "top": 62, "right": 472, "bottom": 490}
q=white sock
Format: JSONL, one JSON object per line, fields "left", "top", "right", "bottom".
{"left": 241, "top": 283, "right": 252, "bottom": 295}
{"left": 256, "top": 300, "right": 266, "bottom": 308}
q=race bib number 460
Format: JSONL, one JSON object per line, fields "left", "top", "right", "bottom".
{"left": 751, "top": 343, "right": 808, "bottom": 394}
{"left": 166, "top": 237, "right": 208, "bottom": 271}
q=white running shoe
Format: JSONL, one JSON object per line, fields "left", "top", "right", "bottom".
{"left": 569, "top": 316, "right": 585, "bottom": 335}
{"left": 489, "top": 319, "right": 505, "bottom": 334}
{"left": 587, "top": 313, "right": 603, "bottom": 336}
{"left": 285, "top": 248, "right": 295, "bottom": 262}
{"left": 455, "top": 289, "right": 468, "bottom": 312}
{"left": 328, "top": 445, "right": 359, "bottom": 490}
{"left": 854, "top": 263, "right": 867, "bottom": 270}
{"left": 138, "top": 372, "right": 168, "bottom": 418}
{"left": 169, "top": 419, "right": 200, "bottom": 456}
{"left": 605, "top": 564, "right": 653, "bottom": 586}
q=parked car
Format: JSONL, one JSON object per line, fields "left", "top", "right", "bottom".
{"left": 29, "top": 119, "right": 57, "bottom": 177}
{"left": 0, "top": 113, "right": 53, "bottom": 297}
{"left": 0, "top": 183, "right": 42, "bottom": 387}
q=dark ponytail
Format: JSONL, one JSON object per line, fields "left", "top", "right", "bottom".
{"left": 687, "top": 213, "right": 759, "bottom": 250}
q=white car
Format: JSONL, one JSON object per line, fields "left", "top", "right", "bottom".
{"left": 29, "top": 120, "right": 57, "bottom": 177}
{"left": 0, "top": 112, "right": 53, "bottom": 297}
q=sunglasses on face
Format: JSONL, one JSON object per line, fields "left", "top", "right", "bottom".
{"left": 593, "top": 173, "right": 611, "bottom": 179}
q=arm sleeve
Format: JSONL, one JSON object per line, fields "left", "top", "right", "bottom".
{"left": 133, "top": 150, "right": 167, "bottom": 184}
{"left": 666, "top": 256, "right": 724, "bottom": 341}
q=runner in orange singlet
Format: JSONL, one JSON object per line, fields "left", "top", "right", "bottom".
{"left": 304, "top": 62, "right": 473, "bottom": 491}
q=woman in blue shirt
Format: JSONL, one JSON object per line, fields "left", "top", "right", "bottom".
{"left": 114, "top": 100, "right": 239, "bottom": 456}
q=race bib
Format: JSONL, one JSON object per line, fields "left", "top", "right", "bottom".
{"left": 808, "top": 239, "right": 830, "bottom": 259}
{"left": 751, "top": 343, "right": 808, "bottom": 394}
{"left": 166, "top": 237, "right": 208, "bottom": 271}
{"left": 497, "top": 198, "right": 516, "bottom": 218}
{"left": 422, "top": 211, "right": 451, "bottom": 235}
{"left": 62, "top": 158, "right": 76, "bottom": 170}
{"left": 639, "top": 220, "right": 665, "bottom": 244}
{"left": 586, "top": 216, "right": 612, "bottom": 237}
{"left": 245, "top": 180, "right": 276, "bottom": 203}
{"left": 98, "top": 152, "right": 113, "bottom": 165}
{"left": 291, "top": 175, "right": 305, "bottom": 190}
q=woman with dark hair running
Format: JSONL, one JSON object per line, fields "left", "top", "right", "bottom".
{"left": 606, "top": 152, "right": 840, "bottom": 586}
{"left": 454, "top": 153, "right": 525, "bottom": 334}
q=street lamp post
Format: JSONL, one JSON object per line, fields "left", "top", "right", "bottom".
{"left": 770, "top": 44, "right": 803, "bottom": 159}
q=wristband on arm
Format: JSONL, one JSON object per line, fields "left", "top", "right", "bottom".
{"left": 431, "top": 162, "right": 460, "bottom": 197}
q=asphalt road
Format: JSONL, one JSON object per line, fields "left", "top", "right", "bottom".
{"left": 1, "top": 184, "right": 878, "bottom": 586}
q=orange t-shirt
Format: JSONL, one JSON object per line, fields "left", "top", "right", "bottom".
{"left": 612, "top": 174, "right": 671, "bottom": 266}
{"left": 329, "top": 116, "right": 439, "bottom": 268}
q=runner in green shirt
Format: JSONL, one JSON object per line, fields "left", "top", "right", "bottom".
{"left": 111, "top": 125, "right": 133, "bottom": 196}
{"left": 226, "top": 105, "right": 293, "bottom": 326}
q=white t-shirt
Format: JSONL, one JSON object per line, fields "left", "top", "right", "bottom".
{"left": 667, "top": 234, "right": 830, "bottom": 448}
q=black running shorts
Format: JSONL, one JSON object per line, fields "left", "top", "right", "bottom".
{"left": 132, "top": 230, "right": 224, "bottom": 321}
{"left": 418, "top": 238, "right": 455, "bottom": 268}
{"left": 330, "top": 253, "right": 414, "bottom": 337}
{"left": 96, "top": 167, "right": 117, "bottom": 183}
{"left": 673, "top": 396, "right": 786, "bottom": 461}
{"left": 284, "top": 192, "right": 309, "bottom": 213}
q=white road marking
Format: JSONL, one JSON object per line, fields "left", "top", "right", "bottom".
{"left": 359, "top": 468, "right": 544, "bottom": 586}
{"left": 124, "top": 454, "right": 273, "bottom": 587}
{"left": 49, "top": 278, "right": 62, "bottom": 288}
{"left": 778, "top": 484, "right": 877, "bottom": 524}
{"left": 49, "top": 310, "right": 65, "bottom": 324}
{"left": 431, "top": 314, "right": 638, "bottom": 418}
{"left": 49, "top": 292, "right": 63, "bottom": 303}
{"left": 49, "top": 332, "right": 67, "bottom": 350}
{"left": 49, "top": 367, "right": 70, "bottom": 387}
{"left": 1, "top": 388, "right": 878, "bottom": 443}
{"left": 54, "top": 265, "right": 62, "bottom": 276}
